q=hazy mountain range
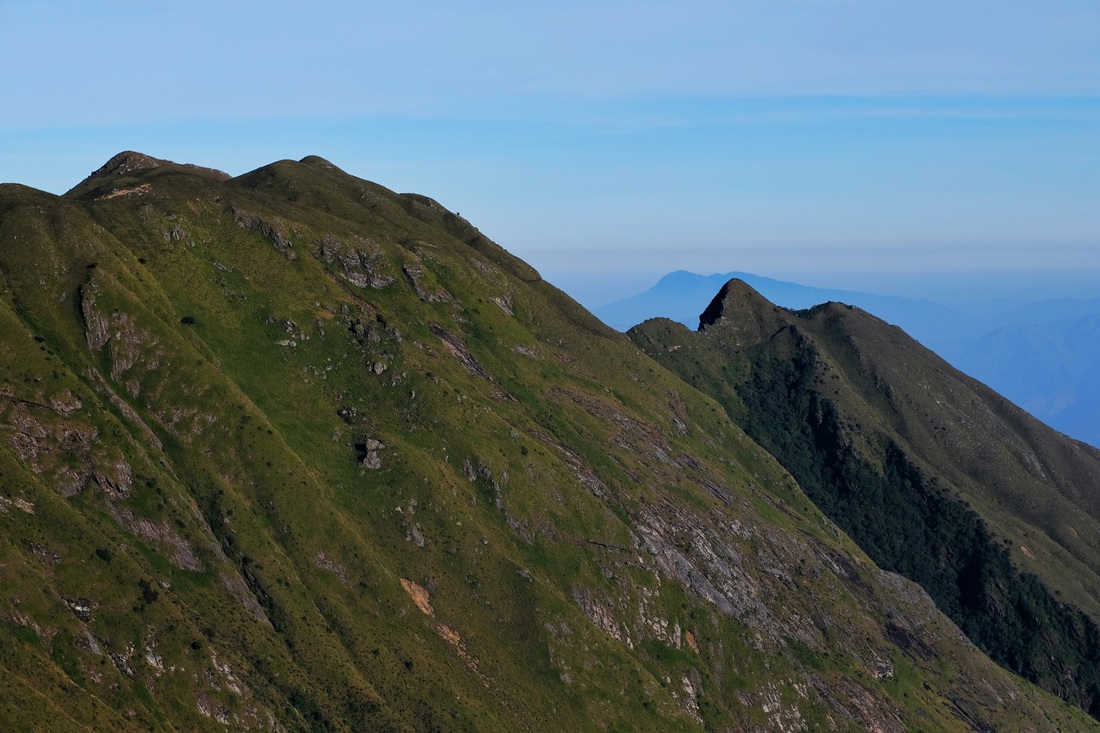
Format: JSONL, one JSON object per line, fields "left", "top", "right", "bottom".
{"left": 1, "top": 152, "right": 1099, "bottom": 731}
{"left": 597, "top": 270, "right": 1100, "bottom": 447}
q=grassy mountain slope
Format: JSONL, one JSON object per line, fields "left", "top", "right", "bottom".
{"left": 0, "top": 154, "right": 1093, "bottom": 731}
{"left": 630, "top": 279, "right": 1100, "bottom": 716}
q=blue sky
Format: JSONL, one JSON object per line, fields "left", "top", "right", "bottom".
{"left": 3, "top": 1, "right": 1099, "bottom": 306}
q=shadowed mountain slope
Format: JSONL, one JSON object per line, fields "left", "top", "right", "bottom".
{"left": 630, "top": 279, "right": 1100, "bottom": 716}
{"left": 0, "top": 157, "right": 1094, "bottom": 731}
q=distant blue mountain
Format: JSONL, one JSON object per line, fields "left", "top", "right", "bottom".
{"left": 597, "top": 270, "right": 1100, "bottom": 448}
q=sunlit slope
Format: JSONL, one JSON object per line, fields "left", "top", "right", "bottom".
{"left": 0, "top": 154, "right": 1092, "bottom": 731}
{"left": 632, "top": 278, "right": 1100, "bottom": 716}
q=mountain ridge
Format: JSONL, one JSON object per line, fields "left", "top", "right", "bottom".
{"left": 596, "top": 269, "right": 955, "bottom": 343}
{"left": 601, "top": 269, "right": 1100, "bottom": 447}
{"left": 632, "top": 277, "right": 1100, "bottom": 715}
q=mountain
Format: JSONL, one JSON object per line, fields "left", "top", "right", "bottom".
{"left": 0, "top": 153, "right": 1094, "bottom": 731}
{"left": 630, "top": 280, "right": 1100, "bottom": 718}
{"left": 595, "top": 270, "right": 957, "bottom": 344}
{"left": 602, "top": 270, "right": 1100, "bottom": 449}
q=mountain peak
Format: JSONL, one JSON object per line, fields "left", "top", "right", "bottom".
{"left": 298, "top": 154, "right": 342, "bottom": 171}
{"left": 697, "top": 278, "right": 776, "bottom": 330}
{"left": 67, "top": 151, "right": 231, "bottom": 197}
{"left": 87, "top": 150, "right": 166, "bottom": 179}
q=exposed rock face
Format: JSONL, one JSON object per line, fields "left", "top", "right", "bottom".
{"left": 429, "top": 324, "right": 491, "bottom": 379}
{"left": 357, "top": 437, "right": 384, "bottom": 469}
{"left": 108, "top": 504, "right": 203, "bottom": 572}
{"left": 316, "top": 235, "right": 395, "bottom": 289}
{"left": 403, "top": 263, "right": 454, "bottom": 302}
{"left": 233, "top": 210, "right": 297, "bottom": 259}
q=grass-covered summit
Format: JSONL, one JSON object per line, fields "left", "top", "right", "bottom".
{"left": 0, "top": 154, "right": 1094, "bottom": 731}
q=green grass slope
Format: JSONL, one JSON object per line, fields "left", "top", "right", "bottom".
{"left": 631, "top": 278, "right": 1100, "bottom": 717}
{"left": 0, "top": 154, "right": 1093, "bottom": 731}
